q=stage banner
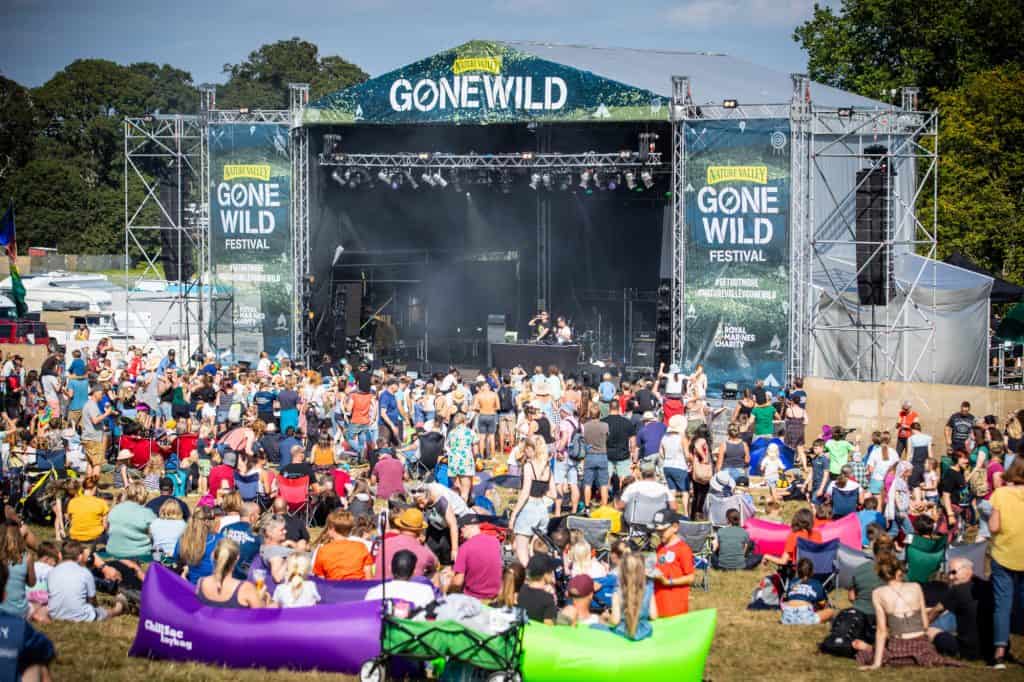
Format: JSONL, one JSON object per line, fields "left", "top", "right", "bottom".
{"left": 682, "top": 118, "right": 791, "bottom": 396}
{"left": 208, "top": 123, "right": 292, "bottom": 363}
{"left": 304, "top": 40, "right": 668, "bottom": 125}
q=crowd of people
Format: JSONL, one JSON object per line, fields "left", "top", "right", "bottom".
{"left": 0, "top": 339, "right": 1021, "bottom": 678}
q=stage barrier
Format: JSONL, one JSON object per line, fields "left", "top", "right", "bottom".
{"left": 804, "top": 377, "right": 1024, "bottom": 445}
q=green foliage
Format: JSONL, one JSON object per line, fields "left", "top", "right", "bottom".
{"left": 794, "top": 0, "right": 1024, "bottom": 105}
{"left": 925, "top": 65, "right": 1024, "bottom": 283}
{"left": 218, "top": 37, "right": 367, "bottom": 108}
{"left": 0, "top": 75, "right": 37, "bottom": 182}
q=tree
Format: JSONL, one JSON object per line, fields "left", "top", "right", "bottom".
{"left": 0, "top": 76, "right": 37, "bottom": 183}
{"left": 218, "top": 37, "right": 367, "bottom": 108}
{"left": 924, "top": 65, "right": 1024, "bottom": 283}
{"left": 794, "top": 0, "right": 1024, "bottom": 104}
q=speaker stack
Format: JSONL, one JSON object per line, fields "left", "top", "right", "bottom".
{"left": 855, "top": 146, "right": 895, "bottom": 306}
{"left": 655, "top": 278, "right": 673, "bottom": 369}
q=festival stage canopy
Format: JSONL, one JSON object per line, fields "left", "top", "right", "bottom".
{"left": 303, "top": 40, "right": 886, "bottom": 126}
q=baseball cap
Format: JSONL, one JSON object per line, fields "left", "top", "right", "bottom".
{"left": 526, "top": 553, "right": 559, "bottom": 578}
{"left": 651, "top": 507, "right": 686, "bottom": 529}
{"left": 568, "top": 574, "right": 595, "bottom": 598}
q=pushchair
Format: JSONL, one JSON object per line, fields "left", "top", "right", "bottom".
{"left": 11, "top": 464, "right": 75, "bottom": 525}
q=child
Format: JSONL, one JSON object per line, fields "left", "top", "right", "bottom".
{"left": 780, "top": 557, "right": 834, "bottom": 625}
{"left": 568, "top": 539, "right": 607, "bottom": 579}
{"left": 273, "top": 553, "right": 322, "bottom": 607}
{"left": 856, "top": 497, "right": 886, "bottom": 549}
{"left": 813, "top": 502, "right": 832, "bottom": 529}
{"left": 27, "top": 541, "right": 59, "bottom": 624}
{"left": 763, "top": 499, "right": 784, "bottom": 524}
{"left": 760, "top": 443, "right": 783, "bottom": 503}
{"left": 143, "top": 455, "right": 165, "bottom": 493}
{"left": 113, "top": 449, "right": 133, "bottom": 490}
{"left": 804, "top": 439, "right": 830, "bottom": 507}
{"left": 920, "top": 457, "right": 940, "bottom": 505}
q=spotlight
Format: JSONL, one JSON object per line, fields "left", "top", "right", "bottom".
{"left": 521, "top": 152, "right": 535, "bottom": 160}
{"left": 417, "top": 152, "right": 430, "bottom": 160}
{"left": 722, "top": 99, "right": 738, "bottom": 109}
{"left": 641, "top": 170, "right": 654, "bottom": 189}
{"left": 558, "top": 173, "right": 572, "bottom": 191}
{"left": 390, "top": 173, "right": 402, "bottom": 190}
{"left": 421, "top": 172, "right": 436, "bottom": 187}
{"left": 578, "top": 170, "right": 592, "bottom": 190}
{"left": 377, "top": 170, "right": 390, "bottom": 184}
{"left": 542, "top": 173, "right": 552, "bottom": 190}
{"left": 528, "top": 173, "right": 541, "bottom": 191}
{"left": 238, "top": 106, "right": 250, "bottom": 114}
{"left": 433, "top": 172, "right": 448, "bottom": 188}
{"left": 606, "top": 173, "right": 620, "bottom": 191}
{"left": 331, "top": 170, "right": 346, "bottom": 187}
{"left": 403, "top": 170, "right": 418, "bottom": 190}
{"left": 625, "top": 170, "right": 637, "bottom": 190}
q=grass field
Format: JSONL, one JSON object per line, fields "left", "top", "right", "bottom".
{"left": 28, "top": 490, "right": 1022, "bottom": 681}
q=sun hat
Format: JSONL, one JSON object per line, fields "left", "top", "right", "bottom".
{"left": 642, "top": 411, "right": 656, "bottom": 421}
{"left": 117, "top": 449, "right": 133, "bottom": 461}
{"left": 667, "top": 414, "right": 687, "bottom": 433}
{"left": 393, "top": 508, "right": 427, "bottom": 532}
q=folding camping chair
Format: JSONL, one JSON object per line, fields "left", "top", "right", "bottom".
{"left": 566, "top": 516, "right": 612, "bottom": 559}
{"left": 947, "top": 540, "right": 988, "bottom": 579}
{"left": 679, "top": 521, "right": 715, "bottom": 592}
{"left": 705, "top": 494, "right": 750, "bottom": 528}
{"left": 234, "top": 471, "right": 260, "bottom": 502}
{"left": 835, "top": 544, "right": 873, "bottom": 590}
{"left": 906, "top": 535, "right": 947, "bottom": 584}
{"left": 276, "top": 474, "right": 314, "bottom": 526}
{"left": 794, "top": 537, "right": 840, "bottom": 603}
{"left": 830, "top": 487, "right": 859, "bottom": 519}
{"left": 622, "top": 493, "right": 666, "bottom": 549}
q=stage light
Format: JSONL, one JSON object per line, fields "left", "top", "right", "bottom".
{"left": 529, "top": 173, "right": 541, "bottom": 190}
{"left": 521, "top": 152, "right": 535, "bottom": 160}
{"left": 542, "top": 173, "right": 552, "bottom": 190}
{"left": 579, "top": 170, "right": 592, "bottom": 190}
{"left": 558, "top": 173, "right": 572, "bottom": 191}
{"left": 433, "top": 172, "right": 448, "bottom": 188}
{"left": 607, "top": 173, "right": 620, "bottom": 191}
{"left": 377, "top": 170, "right": 390, "bottom": 184}
{"left": 641, "top": 170, "right": 654, "bottom": 189}
{"left": 404, "top": 170, "right": 418, "bottom": 190}
{"left": 421, "top": 172, "right": 436, "bottom": 187}
{"left": 239, "top": 107, "right": 250, "bottom": 114}
{"left": 331, "top": 170, "right": 346, "bottom": 188}
{"left": 722, "top": 99, "right": 738, "bottom": 109}
{"left": 625, "top": 170, "right": 637, "bottom": 190}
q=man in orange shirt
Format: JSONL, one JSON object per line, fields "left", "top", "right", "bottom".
{"left": 313, "top": 510, "right": 373, "bottom": 580}
{"left": 649, "top": 508, "right": 695, "bottom": 617}
{"left": 345, "top": 380, "right": 376, "bottom": 462}
{"left": 894, "top": 400, "right": 919, "bottom": 456}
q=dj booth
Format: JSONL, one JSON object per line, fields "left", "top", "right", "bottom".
{"left": 490, "top": 343, "right": 581, "bottom": 374}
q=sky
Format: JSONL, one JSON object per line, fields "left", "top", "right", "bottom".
{"left": 0, "top": 0, "right": 834, "bottom": 88}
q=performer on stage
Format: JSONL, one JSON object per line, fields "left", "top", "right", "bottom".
{"left": 554, "top": 316, "right": 572, "bottom": 344}
{"left": 528, "top": 311, "right": 554, "bottom": 344}
{"left": 658, "top": 361, "right": 687, "bottom": 426}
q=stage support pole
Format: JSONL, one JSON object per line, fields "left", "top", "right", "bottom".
{"left": 670, "top": 76, "right": 694, "bottom": 369}
{"left": 289, "top": 83, "right": 310, "bottom": 365}
{"left": 789, "top": 74, "right": 812, "bottom": 383}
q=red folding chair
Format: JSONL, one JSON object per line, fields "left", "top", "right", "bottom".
{"left": 276, "top": 474, "right": 312, "bottom": 526}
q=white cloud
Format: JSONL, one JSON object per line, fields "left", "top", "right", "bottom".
{"left": 666, "top": 0, "right": 823, "bottom": 29}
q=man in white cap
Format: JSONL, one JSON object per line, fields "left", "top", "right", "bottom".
{"left": 553, "top": 401, "right": 581, "bottom": 515}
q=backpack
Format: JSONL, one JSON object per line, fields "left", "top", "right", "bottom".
{"left": 566, "top": 419, "right": 588, "bottom": 461}
{"left": 747, "top": 573, "right": 784, "bottom": 610}
{"left": 968, "top": 466, "right": 989, "bottom": 498}
{"left": 498, "top": 387, "right": 515, "bottom": 414}
{"left": 819, "top": 608, "right": 872, "bottom": 658}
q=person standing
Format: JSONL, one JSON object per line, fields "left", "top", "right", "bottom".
{"left": 649, "top": 508, "right": 696, "bottom": 618}
{"left": 895, "top": 400, "right": 919, "bottom": 456}
{"left": 472, "top": 380, "right": 499, "bottom": 460}
{"left": 582, "top": 404, "right": 610, "bottom": 508}
{"left": 378, "top": 379, "right": 403, "bottom": 445}
{"left": 603, "top": 400, "right": 636, "bottom": 497}
{"left": 987, "top": 457, "right": 1024, "bottom": 669}
{"left": 81, "top": 385, "right": 112, "bottom": 478}
{"left": 945, "top": 402, "right": 976, "bottom": 456}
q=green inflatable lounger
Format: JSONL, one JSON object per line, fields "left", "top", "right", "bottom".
{"left": 522, "top": 608, "right": 716, "bottom": 681}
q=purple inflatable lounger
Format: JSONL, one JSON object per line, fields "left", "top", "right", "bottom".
{"left": 129, "top": 564, "right": 382, "bottom": 674}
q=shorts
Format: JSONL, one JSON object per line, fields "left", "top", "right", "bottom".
{"left": 780, "top": 604, "right": 820, "bottom": 625}
{"left": 499, "top": 412, "right": 516, "bottom": 430}
{"left": 172, "top": 403, "right": 191, "bottom": 419}
{"left": 67, "top": 409, "right": 82, "bottom": 426}
{"left": 512, "top": 497, "right": 550, "bottom": 536}
{"left": 583, "top": 454, "right": 609, "bottom": 488}
{"left": 610, "top": 459, "right": 632, "bottom": 480}
{"left": 476, "top": 414, "right": 498, "bottom": 435}
{"left": 198, "top": 458, "right": 212, "bottom": 477}
{"left": 765, "top": 476, "right": 779, "bottom": 490}
{"left": 94, "top": 606, "right": 111, "bottom": 621}
{"left": 84, "top": 440, "right": 105, "bottom": 466}
{"left": 664, "top": 467, "right": 690, "bottom": 492}
{"left": 868, "top": 479, "right": 884, "bottom": 495}
{"left": 930, "top": 610, "right": 957, "bottom": 634}
{"left": 553, "top": 457, "right": 579, "bottom": 486}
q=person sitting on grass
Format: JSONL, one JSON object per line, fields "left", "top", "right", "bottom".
{"left": 273, "top": 553, "right": 322, "bottom": 608}
{"left": 856, "top": 497, "right": 886, "bottom": 548}
{"left": 712, "top": 508, "right": 761, "bottom": 570}
{"left": 557, "top": 573, "right": 601, "bottom": 626}
{"left": 780, "top": 557, "right": 835, "bottom": 625}
{"left": 364, "top": 550, "right": 435, "bottom": 609}
{"left": 105, "top": 482, "right": 156, "bottom": 562}
{"left": 312, "top": 510, "right": 373, "bottom": 581}
{"left": 46, "top": 541, "right": 128, "bottom": 622}
{"left": 517, "top": 554, "right": 559, "bottom": 624}
{"left": 0, "top": 561, "right": 56, "bottom": 681}
{"left": 605, "top": 551, "right": 657, "bottom": 640}
{"left": 173, "top": 506, "right": 221, "bottom": 586}
{"left": 762, "top": 508, "right": 822, "bottom": 574}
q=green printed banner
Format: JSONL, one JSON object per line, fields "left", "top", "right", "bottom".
{"left": 304, "top": 40, "right": 668, "bottom": 125}
{"left": 208, "top": 123, "right": 292, "bottom": 362}
{"left": 683, "top": 119, "right": 791, "bottom": 396}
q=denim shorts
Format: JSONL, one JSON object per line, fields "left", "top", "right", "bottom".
{"left": 664, "top": 467, "right": 690, "bottom": 492}
{"left": 553, "top": 457, "right": 579, "bottom": 486}
{"left": 610, "top": 459, "right": 632, "bottom": 480}
{"left": 583, "top": 454, "right": 609, "bottom": 487}
{"left": 781, "top": 604, "right": 820, "bottom": 625}
{"left": 476, "top": 414, "right": 498, "bottom": 435}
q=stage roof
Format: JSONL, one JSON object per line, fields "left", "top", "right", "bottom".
{"left": 304, "top": 40, "right": 888, "bottom": 126}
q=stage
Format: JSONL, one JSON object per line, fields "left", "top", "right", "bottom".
{"left": 490, "top": 343, "right": 581, "bottom": 374}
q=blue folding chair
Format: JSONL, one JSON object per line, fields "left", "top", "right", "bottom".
{"left": 795, "top": 537, "right": 840, "bottom": 602}
{"left": 831, "top": 487, "right": 859, "bottom": 519}
{"left": 234, "top": 471, "right": 260, "bottom": 502}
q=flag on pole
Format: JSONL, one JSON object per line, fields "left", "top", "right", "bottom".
{"left": 0, "top": 201, "right": 26, "bottom": 317}
{"left": 0, "top": 201, "right": 16, "bottom": 260}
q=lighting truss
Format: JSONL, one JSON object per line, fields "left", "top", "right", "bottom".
{"left": 318, "top": 151, "right": 665, "bottom": 169}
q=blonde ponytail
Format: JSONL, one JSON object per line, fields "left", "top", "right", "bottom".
{"left": 211, "top": 537, "right": 240, "bottom": 590}
{"left": 285, "top": 553, "right": 311, "bottom": 600}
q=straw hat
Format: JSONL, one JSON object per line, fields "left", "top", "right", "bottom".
{"left": 394, "top": 508, "right": 427, "bottom": 532}
{"left": 97, "top": 369, "right": 113, "bottom": 384}
{"left": 117, "top": 449, "right": 133, "bottom": 461}
{"left": 667, "top": 414, "right": 687, "bottom": 433}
